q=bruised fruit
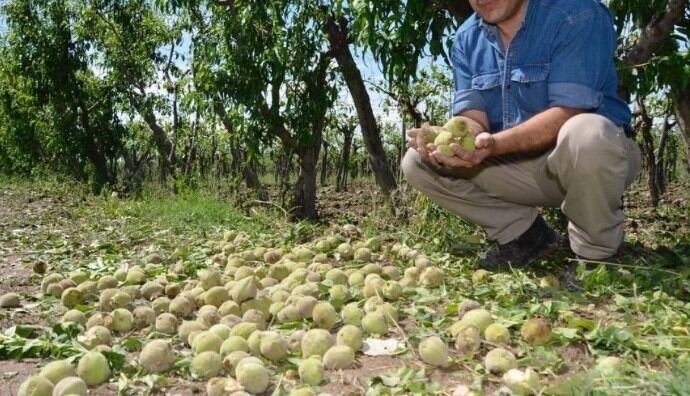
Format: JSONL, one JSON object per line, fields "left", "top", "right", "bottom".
{"left": 521, "top": 318, "right": 552, "bottom": 345}
{"left": 301, "top": 329, "right": 335, "bottom": 358}
{"left": 169, "top": 296, "right": 194, "bottom": 318}
{"left": 155, "top": 313, "right": 178, "bottom": 335}
{"left": 17, "top": 375, "right": 53, "bottom": 396}
{"left": 133, "top": 306, "right": 156, "bottom": 329}
{"left": 455, "top": 323, "right": 481, "bottom": 355}
{"left": 191, "top": 351, "right": 223, "bottom": 379}
{"left": 76, "top": 351, "right": 110, "bottom": 386}
{"left": 61, "top": 287, "right": 81, "bottom": 308}
{"left": 323, "top": 345, "right": 355, "bottom": 369}
{"left": 418, "top": 336, "right": 449, "bottom": 367}
{"left": 484, "top": 348, "right": 517, "bottom": 374}
{"left": 140, "top": 340, "right": 175, "bottom": 373}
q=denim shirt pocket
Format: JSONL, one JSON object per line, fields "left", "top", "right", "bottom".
{"left": 471, "top": 71, "right": 502, "bottom": 131}
{"left": 510, "top": 64, "right": 550, "bottom": 114}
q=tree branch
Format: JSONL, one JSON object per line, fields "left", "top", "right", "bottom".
{"left": 621, "top": 0, "right": 689, "bottom": 66}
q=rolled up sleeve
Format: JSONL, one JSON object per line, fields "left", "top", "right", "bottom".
{"left": 451, "top": 36, "right": 484, "bottom": 115}
{"left": 547, "top": 11, "right": 615, "bottom": 110}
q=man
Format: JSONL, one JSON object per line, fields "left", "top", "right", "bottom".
{"left": 402, "top": 0, "right": 641, "bottom": 271}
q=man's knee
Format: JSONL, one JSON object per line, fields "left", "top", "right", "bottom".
{"left": 555, "top": 114, "right": 627, "bottom": 176}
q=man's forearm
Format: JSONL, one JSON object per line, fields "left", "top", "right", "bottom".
{"left": 491, "top": 107, "right": 583, "bottom": 156}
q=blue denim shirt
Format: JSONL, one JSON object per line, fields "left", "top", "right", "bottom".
{"left": 451, "top": 0, "right": 631, "bottom": 134}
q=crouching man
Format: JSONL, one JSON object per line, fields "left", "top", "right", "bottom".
{"left": 403, "top": 0, "right": 641, "bottom": 271}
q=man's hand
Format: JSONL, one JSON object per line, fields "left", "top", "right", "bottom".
{"left": 430, "top": 132, "right": 495, "bottom": 168}
{"left": 407, "top": 128, "right": 442, "bottom": 167}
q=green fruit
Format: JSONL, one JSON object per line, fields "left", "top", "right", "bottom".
{"left": 110, "top": 291, "right": 132, "bottom": 309}
{"left": 236, "top": 362, "right": 270, "bottom": 394}
{"left": 205, "top": 286, "right": 230, "bottom": 307}
{"left": 354, "top": 247, "right": 372, "bottom": 262}
{"left": 455, "top": 323, "right": 481, "bottom": 355}
{"left": 382, "top": 281, "right": 402, "bottom": 301}
{"left": 218, "top": 300, "right": 242, "bottom": 317}
{"left": 111, "top": 308, "right": 133, "bottom": 333}
{"left": 231, "top": 277, "right": 257, "bottom": 304}
{"left": 41, "top": 273, "right": 64, "bottom": 293}
{"left": 436, "top": 144, "right": 454, "bottom": 156}
{"left": 140, "top": 281, "right": 164, "bottom": 300}
{"left": 193, "top": 331, "right": 224, "bottom": 354}
{"left": 190, "top": 351, "right": 223, "bottom": 379}
{"left": 361, "top": 311, "right": 388, "bottom": 335}
{"left": 17, "top": 375, "right": 53, "bottom": 396}
{"left": 229, "top": 322, "right": 258, "bottom": 339}
{"left": 133, "top": 306, "right": 156, "bottom": 329}
{"left": 539, "top": 275, "right": 560, "bottom": 289}
{"left": 0, "top": 292, "right": 20, "bottom": 308}
{"left": 39, "top": 360, "right": 76, "bottom": 385}
{"left": 140, "top": 340, "right": 175, "bottom": 373}
{"left": 62, "top": 310, "right": 86, "bottom": 326}
{"left": 521, "top": 318, "right": 551, "bottom": 345}
{"left": 328, "top": 284, "right": 349, "bottom": 309}
{"left": 323, "top": 345, "right": 355, "bottom": 369}
{"left": 198, "top": 305, "right": 221, "bottom": 328}
{"left": 484, "top": 348, "right": 517, "bottom": 374}
{"left": 595, "top": 356, "right": 622, "bottom": 375}
{"left": 460, "top": 135, "right": 475, "bottom": 150}
{"left": 209, "top": 324, "right": 231, "bottom": 340}
{"left": 287, "top": 330, "right": 306, "bottom": 352}
{"left": 152, "top": 296, "right": 170, "bottom": 314}
{"left": 471, "top": 269, "right": 490, "bottom": 284}
{"left": 52, "top": 377, "right": 87, "bottom": 396}
{"left": 295, "top": 296, "right": 319, "bottom": 319}
{"left": 290, "top": 387, "right": 315, "bottom": 396}
{"left": 179, "top": 321, "right": 208, "bottom": 344}
{"left": 341, "top": 303, "right": 363, "bottom": 326}
{"left": 79, "top": 326, "right": 112, "bottom": 349}
{"left": 199, "top": 269, "right": 222, "bottom": 290}
{"left": 222, "top": 351, "right": 250, "bottom": 376}
{"left": 503, "top": 368, "right": 540, "bottom": 395}
{"left": 312, "top": 302, "right": 338, "bottom": 330}
{"left": 418, "top": 336, "right": 449, "bottom": 367}
{"left": 221, "top": 336, "right": 249, "bottom": 356}
{"left": 434, "top": 130, "right": 454, "bottom": 146}
{"left": 484, "top": 323, "right": 511, "bottom": 344}
{"left": 97, "top": 275, "right": 118, "bottom": 290}
{"left": 125, "top": 269, "right": 146, "bottom": 285}
{"left": 337, "top": 325, "right": 363, "bottom": 351}
{"left": 298, "top": 357, "right": 324, "bottom": 386}
{"left": 419, "top": 267, "right": 444, "bottom": 288}
{"left": 462, "top": 308, "right": 493, "bottom": 333}
{"left": 155, "top": 313, "right": 178, "bottom": 335}
{"left": 301, "top": 329, "right": 335, "bottom": 358}
{"left": 61, "top": 287, "right": 81, "bottom": 308}
{"left": 260, "top": 332, "right": 287, "bottom": 362}
{"left": 443, "top": 116, "right": 469, "bottom": 137}
{"left": 77, "top": 351, "right": 110, "bottom": 386}
{"left": 336, "top": 243, "right": 354, "bottom": 260}
{"left": 169, "top": 296, "right": 194, "bottom": 318}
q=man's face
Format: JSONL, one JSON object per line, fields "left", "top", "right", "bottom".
{"left": 468, "top": 0, "right": 527, "bottom": 24}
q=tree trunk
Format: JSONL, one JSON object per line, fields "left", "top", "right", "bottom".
{"left": 672, "top": 86, "right": 690, "bottom": 176}
{"left": 325, "top": 15, "right": 397, "bottom": 195}
{"left": 337, "top": 127, "right": 354, "bottom": 192}
{"left": 213, "top": 98, "right": 268, "bottom": 199}
{"left": 320, "top": 140, "right": 329, "bottom": 187}
{"left": 292, "top": 142, "right": 321, "bottom": 220}
{"left": 654, "top": 116, "right": 673, "bottom": 195}
{"left": 637, "top": 100, "right": 659, "bottom": 207}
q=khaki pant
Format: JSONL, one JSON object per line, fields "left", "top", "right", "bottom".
{"left": 401, "top": 113, "right": 642, "bottom": 259}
